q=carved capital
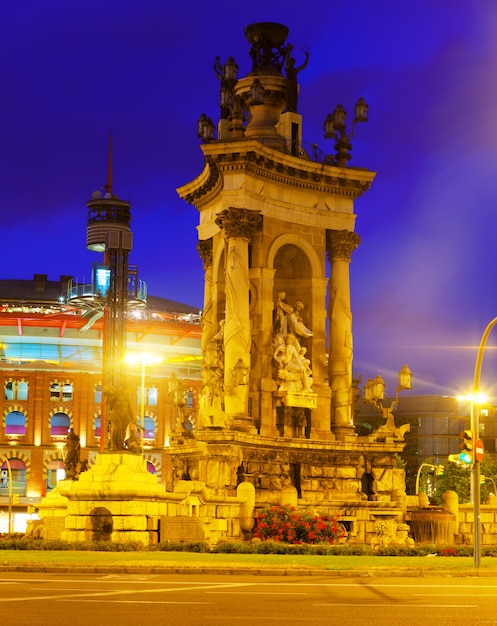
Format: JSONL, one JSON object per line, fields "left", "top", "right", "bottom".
{"left": 326, "top": 230, "right": 361, "bottom": 262}
{"left": 197, "top": 239, "right": 213, "bottom": 269}
{"left": 215, "top": 208, "right": 262, "bottom": 240}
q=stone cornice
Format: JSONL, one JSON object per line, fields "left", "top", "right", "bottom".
{"left": 192, "top": 428, "right": 405, "bottom": 453}
{"left": 176, "top": 156, "right": 222, "bottom": 206}
{"left": 177, "top": 140, "right": 376, "bottom": 208}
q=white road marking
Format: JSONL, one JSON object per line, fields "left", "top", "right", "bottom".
{"left": 0, "top": 581, "right": 251, "bottom": 603}
{"left": 314, "top": 603, "right": 479, "bottom": 608}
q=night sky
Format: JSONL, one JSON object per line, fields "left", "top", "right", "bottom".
{"left": 2, "top": 1, "right": 497, "bottom": 398}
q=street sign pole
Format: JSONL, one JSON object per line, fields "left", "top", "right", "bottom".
{"left": 471, "top": 316, "right": 497, "bottom": 569}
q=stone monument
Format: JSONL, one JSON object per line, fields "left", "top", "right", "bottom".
{"left": 38, "top": 22, "right": 411, "bottom": 548}
{"left": 173, "top": 22, "right": 412, "bottom": 546}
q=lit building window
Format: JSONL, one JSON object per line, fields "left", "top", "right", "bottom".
{"left": 5, "top": 382, "right": 14, "bottom": 401}
{"left": 62, "top": 383, "right": 73, "bottom": 401}
{"left": 17, "top": 381, "right": 28, "bottom": 401}
{"left": 50, "top": 383, "right": 61, "bottom": 400}
{"left": 186, "top": 390, "right": 195, "bottom": 408}
{"left": 4, "top": 380, "right": 28, "bottom": 401}
{"left": 148, "top": 387, "right": 158, "bottom": 406}
{"left": 143, "top": 416, "right": 156, "bottom": 441}
{"left": 50, "top": 381, "right": 73, "bottom": 402}
{"left": 5, "top": 410, "right": 26, "bottom": 436}
{"left": 50, "top": 412, "right": 70, "bottom": 437}
{"left": 1, "top": 459, "right": 27, "bottom": 497}
{"left": 47, "top": 459, "right": 65, "bottom": 491}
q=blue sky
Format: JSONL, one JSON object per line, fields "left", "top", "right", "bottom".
{"left": 2, "top": 1, "right": 497, "bottom": 396}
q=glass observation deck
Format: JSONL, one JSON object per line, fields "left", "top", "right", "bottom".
{"left": 67, "top": 263, "right": 147, "bottom": 310}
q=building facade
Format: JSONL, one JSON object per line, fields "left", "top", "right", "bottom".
{"left": 0, "top": 274, "right": 201, "bottom": 531}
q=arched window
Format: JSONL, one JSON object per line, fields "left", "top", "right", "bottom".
{"left": 62, "top": 383, "right": 73, "bottom": 401}
{"left": 50, "top": 382, "right": 73, "bottom": 401}
{"left": 17, "top": 381, "right": 28, "bottom": 401}
{"left": 1, "top": 459, "right": 27, "bottom": 496}
{"left": 136, "top": 387, "right": 144, "bottom": 406}
{"left": 186, "top": 390, "right": 195, "bottom": 408}
{"left": 47, "top": 459, "right": 65, "bottom": 491}
{"left": 4, "top": 380, "right": 28, "bottom": 401}
{"left": 50, "top": 382, "right": 61, "bottom": 400}
{"left": 94, "top": 415, "right": 101, "bottom": 438}
{"left": 143, "top": 416, "right": 156, "bottom": 441}
{"left": 146, "top": 461, "right": 157, "bottom": 474}
{"left": 5, "top": 382, "right": 14, "bottom": 401}
{"left": 5, "top": 410, "right": 26, "bottom": 436}
{"left": 50, "top": 412, "right": 70, "bottom": 437}
{"left": 148, "top": 387, "right": 158, "bottom": 406}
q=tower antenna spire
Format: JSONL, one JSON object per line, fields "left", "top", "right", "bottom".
{"left": 104, "top": 130, "right": 113, "bottom": 194}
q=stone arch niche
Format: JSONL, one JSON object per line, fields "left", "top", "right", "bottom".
{"left": 267, "top": 234, "right": 327, "bottom": 384}
{"left": 273, "top": 243, "right": 314, "bottom": 350}
{"left": 86, "top": 506, "right": 113, "bottom": 542}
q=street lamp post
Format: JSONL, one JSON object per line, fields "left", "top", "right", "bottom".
{"left": 470, "top": 315, "right": 497, "bottom": 569}
{"left": 481, "top": 475, "right": 497, "bottom": 496}
{"left": 0, "top": 457, "right": 13, "bottom": 533}
{"left": 126, "top": 352, "right": 161, "bottom": 449}
{"left": 415, "top": 462, "right": 444, "bottom": 496}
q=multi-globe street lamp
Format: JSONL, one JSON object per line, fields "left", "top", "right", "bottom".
{"left": 363, "top": 364, "right": 413, "bottom": 429}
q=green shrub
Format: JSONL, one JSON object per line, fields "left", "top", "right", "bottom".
{"left": 212, "top": 541, "right": 249, "bottom": 553}
{"left": 154, "top": 541, "right": 209, "bottom": 553}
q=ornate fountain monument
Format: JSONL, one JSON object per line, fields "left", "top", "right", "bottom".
{"left": 172, "top": 21, "right": 412, "bottom": 546}
{"left": 38, "top": 22, "right": 412, "bottom": 548}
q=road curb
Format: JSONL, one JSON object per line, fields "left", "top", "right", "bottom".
{"left": 0, "top": 564, "right": 495, "bottom": 577}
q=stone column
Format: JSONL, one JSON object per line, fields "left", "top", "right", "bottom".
{"left": 197, "top": 239, "right": 213, "bottom": 356}
{"left": 215, "top": 208, "right": 261, "bottom": 427}
{"left": 326, "top": 230, "right": 360, "bottom": 439}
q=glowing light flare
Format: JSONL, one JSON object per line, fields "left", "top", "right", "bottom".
{"left": 125, "top": 352, "right": 162, "bottom": 367}
{"left": 125, "top": 352, "right": 163, "bottom": 452}
{"left": 457, "top": 392, "right": 488, "bottom": 405}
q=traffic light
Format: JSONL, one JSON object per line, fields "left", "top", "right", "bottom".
{"left": 447, "top": 431, "right": 474, "bottom": 465}
{"left": 11, "top": 494, "right": 19, "bottom": 504}
{"left": 448, "top": 454, "right": 462, "bottom": 464}
{"left": 459, "top": 430, "right": 473, "bottom": 464}
{"left": 436, "top": 465, "right": 444, "bottom": 476}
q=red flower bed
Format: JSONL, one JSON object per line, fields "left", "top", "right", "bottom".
{"left": 254, "top": 504, "right": 346, "bottom": 544}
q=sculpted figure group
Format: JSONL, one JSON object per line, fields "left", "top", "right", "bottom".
{"left": 273, "top": 293, "right": 313, "bottom": 393}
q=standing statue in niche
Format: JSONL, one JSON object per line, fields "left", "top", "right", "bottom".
{"left": 274, "top": 293, "right": 313, "bottom": 341}
{"left": 64, "top": 428, "right": 81, "bottom": 480}
{"left": 104, "top": 385, "right": 139, "bottom": 452}
{"left": 274, "top": 292, "right": 292, "bottom": 337}
{"left": 273, "top": 294, "right": 313, "bottom": 392}
{"left": 288, "top": 301, "right": 313, "bottom": 339}
{"left": 284, "top": 44, "right": 309, "bottom": 113}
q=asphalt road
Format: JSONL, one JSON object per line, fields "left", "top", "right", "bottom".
{"left": 0, "top": 572, "right": 496, "bottom": 625}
